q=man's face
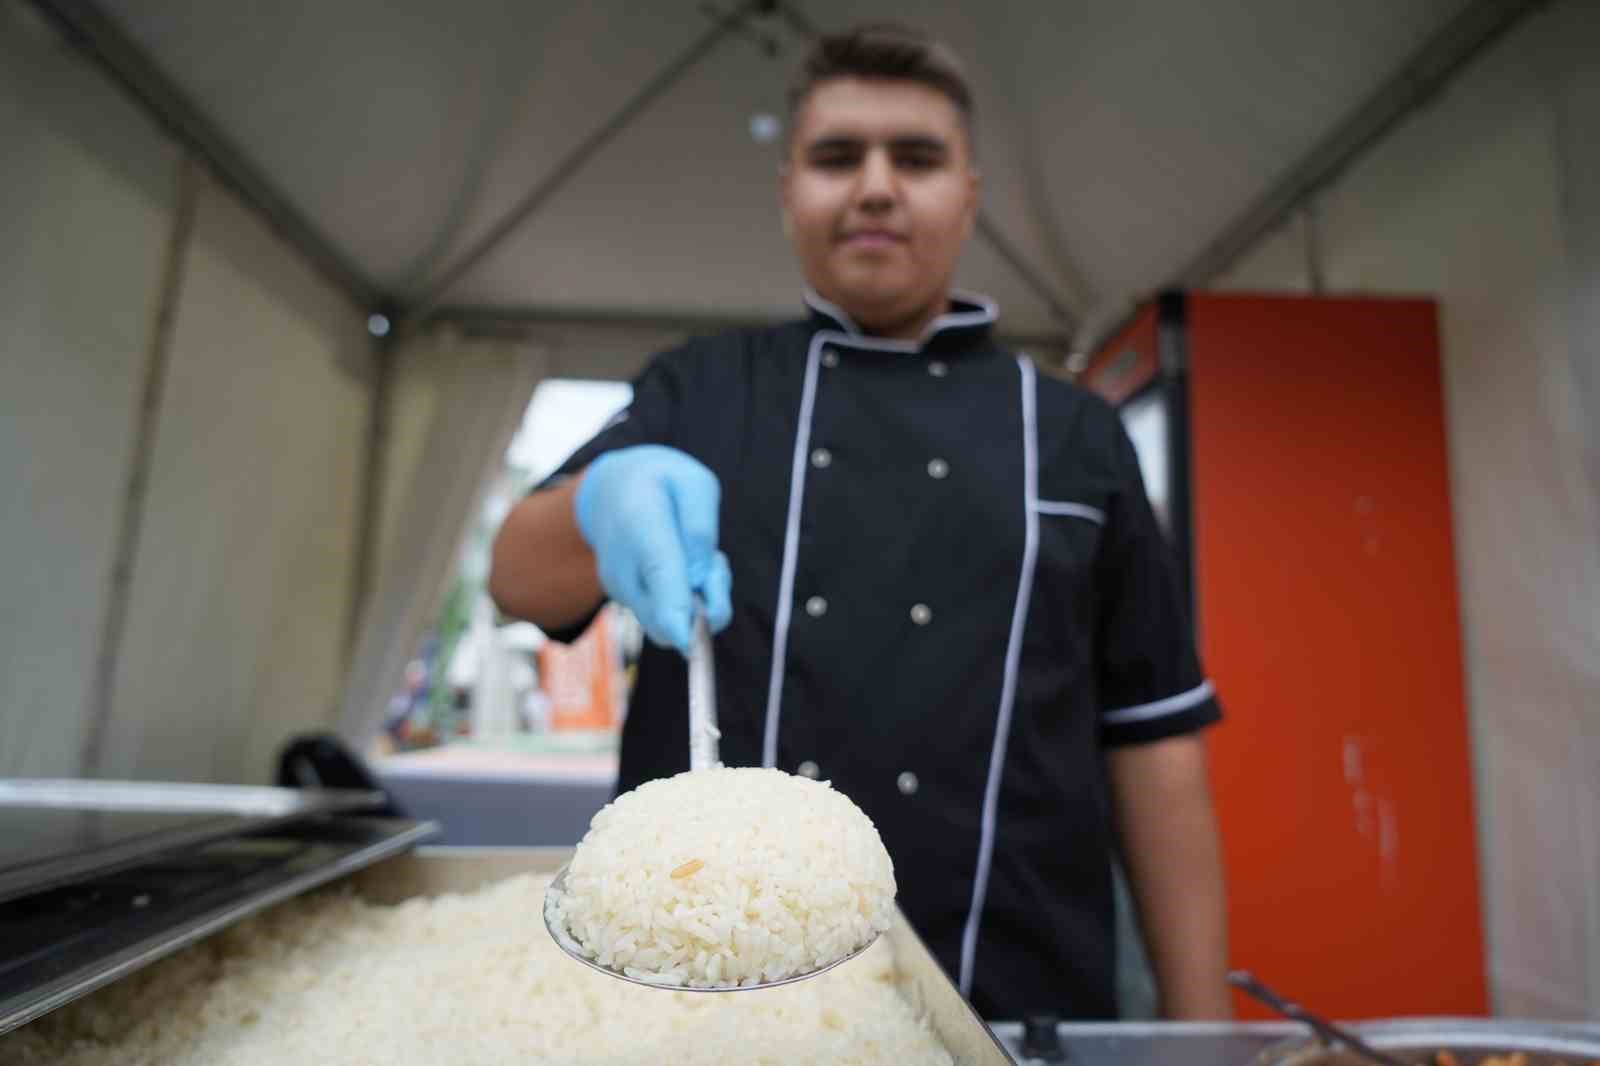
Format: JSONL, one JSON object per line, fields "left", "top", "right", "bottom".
{"left": 782, "top": 77, "right": 980, "bottom": 337}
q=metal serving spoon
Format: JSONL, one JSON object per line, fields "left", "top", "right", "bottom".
{"left": 1229, "top": 971, "right": 1411, "bottom": 1066}
{"left": 543, "top": 607, "right": 879, "bottom": 991}
{"left": 685, "top": 605, "right": 720, "bottom": 774}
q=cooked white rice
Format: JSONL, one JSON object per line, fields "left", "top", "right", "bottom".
{"left": 5, "top": 872, "right": 950, "bottom": 1066}
{"left": 546, "top": 766, "right": 897, "bottom": 988}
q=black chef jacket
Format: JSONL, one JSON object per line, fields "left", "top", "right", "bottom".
{"left": 540, "top": 292, "right": 1221, "bottom": 1020}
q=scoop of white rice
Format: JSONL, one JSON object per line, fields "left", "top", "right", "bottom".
{"left": 546, "top": 766, "right": 896, "bottom": 988}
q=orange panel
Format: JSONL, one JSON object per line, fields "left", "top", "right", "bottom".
{"left": 540, "top": 610, "right": 620, "bottom": 733}
{"left": 1081, "top": 305, "right": 1159, "bottom": 404}
{"left": 1185, "top": 293, "right": 1487, "bottom": 1019}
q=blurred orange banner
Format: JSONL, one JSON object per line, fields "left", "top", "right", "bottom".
{"left": 539, "top": 610, "right": 619, "bottom": 733}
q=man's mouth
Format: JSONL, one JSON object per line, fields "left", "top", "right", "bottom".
{"left": 839, "top": 229, "right": 906, "bottom": 249}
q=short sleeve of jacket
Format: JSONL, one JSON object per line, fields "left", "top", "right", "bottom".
{"left": 527, "top": 351, "right": 685, "bottom": 642}
{"left": 1094, "top": 414, "right": 1222, "bottom": 746}
{"left": 533, "top": 351, "right": 684, "bottom": 493}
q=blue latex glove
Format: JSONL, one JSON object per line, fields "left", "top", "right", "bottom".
{"left": 574, "top": 445, "right": 733, "bottom": 654}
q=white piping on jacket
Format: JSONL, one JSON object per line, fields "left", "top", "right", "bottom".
{"left": 1034, "top": 500, "right": 1106, "bottom": 525}
{"left": 761, "top": 334, "right": 824, "bottom": 767}
{"left": 1102, "top": 679, "right": 1216, "bottom": 725}
{"left": 958, "top": 355, "right": 1040, "bottom": 996}
{"left": 802, "top": 288, "right": 998, "bottom": 345}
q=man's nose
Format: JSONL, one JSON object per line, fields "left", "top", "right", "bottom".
{"left": 853, "top": 147, "right": 897, "bottom": 212}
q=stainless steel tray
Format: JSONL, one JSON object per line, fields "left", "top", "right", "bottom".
{"left": 349, "top": 847, "right": 1020, "bottom": 1066}
{"left": 0, "top": 779, "right": 385, "bottom": 903}
{"left": 1255, "top": 1019, "right": 1600, "bottom": 1064}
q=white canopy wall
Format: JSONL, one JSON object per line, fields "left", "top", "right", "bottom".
{"left": 2, "top": 3, "right": 176, "bottom": 778}
{"left": 1, "top": 1, "right": 372, "bottom": 784}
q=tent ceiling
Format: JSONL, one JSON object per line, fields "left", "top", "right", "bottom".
{"left": 95, "top": 0, "right": 1474, "bottom": 340}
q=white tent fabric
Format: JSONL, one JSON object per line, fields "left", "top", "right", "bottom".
{"left": 340, "top": 319, "right": 674, "bottom": 748}
{"left": 337, "top": 329, "right": 549, "bottom": 748}
{"left": 94, "top": 0, "right": 1474, "bottom": 338}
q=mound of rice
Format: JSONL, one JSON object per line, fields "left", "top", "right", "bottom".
{"left": 5, "top": 872, "right": 950, "bottom": 1066}
{"left": 546, "top": 766, "right": 896, "bottom": 988}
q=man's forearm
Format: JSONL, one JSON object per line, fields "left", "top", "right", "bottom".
{"left": 1107, "top": 733, "right": 1233, "bottom": 1019}
{"left": 488, "top": 477, "right": 604, "bottom": 630}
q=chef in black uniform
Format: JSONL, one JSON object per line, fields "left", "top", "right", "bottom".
{"left": 490, "top": 24, "right": 1231, "bottom": 1021}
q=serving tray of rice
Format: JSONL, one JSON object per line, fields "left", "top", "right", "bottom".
{"left": 4, "top": 847, "right": 1017, "bottom": 1065}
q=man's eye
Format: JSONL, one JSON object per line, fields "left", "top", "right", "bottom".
{"left": 895, "top": 152, "right": 943, "bottom": 171}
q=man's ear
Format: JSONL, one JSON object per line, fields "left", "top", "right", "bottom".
{"left": 778, "top": 165, "right": 795, "bottom": 240}
{"left": 963, "top": 166, "right": 982, "bottom": 240}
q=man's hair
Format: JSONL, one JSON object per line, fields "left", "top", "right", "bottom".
{"left": 788, "top": 24, "right": 974, "bottom": 134}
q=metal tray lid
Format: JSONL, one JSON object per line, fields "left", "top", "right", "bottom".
{"left": 0, "top": 779, "right": 385, "bottom": 904}
{"left": 0, "top": 815, "right": 437, "bottom": 1037}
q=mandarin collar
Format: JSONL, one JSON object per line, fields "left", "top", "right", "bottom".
{"left": 803, "top": 289, "right": 999, "bottom": 356}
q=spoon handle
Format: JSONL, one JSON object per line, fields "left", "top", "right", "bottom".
{"left": 688, "top": 605, "right": 720, "bottom": 772}
{"left": 1228, "top": 971, "right": 1410, "bottom": 1066}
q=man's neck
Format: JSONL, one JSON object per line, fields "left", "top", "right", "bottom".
{"left": 828, "top": 292, "right": 954, "bottom": 342}
{"left": 869, "top": 299, "right": 950, "bottom": 341}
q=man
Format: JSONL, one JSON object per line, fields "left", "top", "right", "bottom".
{"left": 490, "top": 24, "right": 1231, "bottom": 1021}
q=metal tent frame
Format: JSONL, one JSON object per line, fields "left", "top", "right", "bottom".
{"left": 22, "top": 0, "right": 1550, "bottom": 748}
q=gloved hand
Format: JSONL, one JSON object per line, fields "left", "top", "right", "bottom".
{"left": 574, "top": 445, "right": 733, "bottom": 654}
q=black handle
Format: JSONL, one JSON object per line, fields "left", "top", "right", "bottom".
{"left": 276, "top": 733, "right": 405, "bottom": 817}
{"left": 1020, "top": 1012, "right": 1067, "bottom": 1063}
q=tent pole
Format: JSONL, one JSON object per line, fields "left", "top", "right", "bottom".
{"left": 344, "top": 332, "right": 396, "bottom": 671}
{"left": 25, "top": 0, "right": 384, "bottom": 312}
{"left": 428, "top": 303, "right": 1072, "bottom": 355}
{"left": 396, "top": 0, "right": 770, "bottom": 335}
{"left": 1078, "top": 0, "right": 1551, "bottom": 355}
{"left": 1172, "top": 0, "right": 1550, "bottom": 289}
{"left": 80, "top": 156, "right": 201, "bottom": 777}
{"left": 974, "top": 213, "right": 1080, "bottom": 334}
